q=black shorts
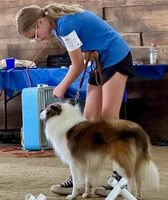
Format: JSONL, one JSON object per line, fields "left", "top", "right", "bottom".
{"left": 88, "top": 51, "right": 135, "bottom": 86}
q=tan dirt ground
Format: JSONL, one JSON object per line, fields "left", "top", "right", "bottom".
{"left": 0, "top": 145, "right": 167, "bottom": 200}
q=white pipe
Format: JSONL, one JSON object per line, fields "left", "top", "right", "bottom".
{"left": 105, "top": 177, "right": 137, "bottom": 200}
{"left": 25, "top": 193, "right": 36, "bottom": 200}
{"left": 25, "top": 193, "right": 46, "bottom": 200}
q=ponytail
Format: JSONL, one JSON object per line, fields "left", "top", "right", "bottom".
{"left": 43, "top": 3, "right": 84, "bottom": 19}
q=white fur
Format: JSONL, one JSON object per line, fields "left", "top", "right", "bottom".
{"left": 139, "top": 160, "right": 160, "bottom": 189}
{"left": 42, "top": 103, "right": 84, "bottom": 164}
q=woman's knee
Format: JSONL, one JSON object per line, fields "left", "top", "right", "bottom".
{"left": 83, "top": 109, "right": 101, "bottom": 121}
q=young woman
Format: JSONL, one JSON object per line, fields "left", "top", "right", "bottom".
{"left": 16, "top": 3, "right": 135, "bottom": 197}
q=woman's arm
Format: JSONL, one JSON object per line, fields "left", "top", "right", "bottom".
{"left": 62, "top": 48, "right": 85, "bottom": 88}
{"left": 53, "top": 48, "right": 85, "bottom": 97}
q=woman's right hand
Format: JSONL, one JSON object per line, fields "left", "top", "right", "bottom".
{"left": 52, "top": 83, "right": 67, "bottom": 98}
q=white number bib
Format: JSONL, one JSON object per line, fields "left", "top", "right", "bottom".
{"left": 61, "top": 31, "right": 83, "bottom": 52}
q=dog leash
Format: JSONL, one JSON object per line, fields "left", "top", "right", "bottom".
{"left": 25, "top": 37, "right": 51, "bottom": 87}
{"left": 73, "top": 51, "right": 103, "bottom": 103}
{"left": 73, "top": 53, "right": 92, "bottom": 103}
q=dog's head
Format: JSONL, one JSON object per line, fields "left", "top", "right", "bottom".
{"left": 40, "top": 103, "right": 62, "bottom": 121}
{"left": 40, "top": 100, "right": 83, "bottom": 123}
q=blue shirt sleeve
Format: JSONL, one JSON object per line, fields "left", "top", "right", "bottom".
{"left": 57, "top": 15, "right": 79, "bottom": 37}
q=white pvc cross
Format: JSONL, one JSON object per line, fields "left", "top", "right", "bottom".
{"left": 25, "top": 193, "right": 46, "bottom": 200}
{"left": 105, "top": 177, "right": 137, "bottom": 200}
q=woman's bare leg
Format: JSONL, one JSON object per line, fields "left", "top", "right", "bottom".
{"left": 102, "top": 72, "right": 128, "bottom": 119}
{"left": 83, "top": 84, "right": 102, "bottom": 121}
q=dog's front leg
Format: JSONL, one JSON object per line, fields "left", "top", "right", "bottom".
{"left": 66, "top": 163, "right": 81, "bottom": 200}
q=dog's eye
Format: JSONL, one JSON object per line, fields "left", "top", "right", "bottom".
{"left": 40, "top": 109, "right": 44, "bottom": 114}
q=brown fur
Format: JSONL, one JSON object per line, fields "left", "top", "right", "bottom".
{"left": 67, "top": 119, "right": 150, "bottom": 168}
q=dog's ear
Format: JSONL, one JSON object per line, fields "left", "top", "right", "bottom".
{"left": 50, "top": 104, "right": 62, "bottom": 115}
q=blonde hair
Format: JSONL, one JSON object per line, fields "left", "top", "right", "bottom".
{"left": 16, "top": 3, "right": 84, "bottom": 35}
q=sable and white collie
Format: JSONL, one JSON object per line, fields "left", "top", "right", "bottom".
{"left": 40, "top": 101, "right": 159, "bottom": 200}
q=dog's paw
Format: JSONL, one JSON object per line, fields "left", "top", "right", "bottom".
{"left": 82, "top": 192, "right": 91, "bottom": 198}
{"left": 66, "top": 194, "right": 76, "bottom": 200}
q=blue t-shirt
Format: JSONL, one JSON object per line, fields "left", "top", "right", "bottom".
{"left": 53, "top": 10, "right": 130, "bottom": 68}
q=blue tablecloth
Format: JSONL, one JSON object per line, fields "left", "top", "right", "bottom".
{"left": 134, "top": 64, "right": 168, "bottom": 79}
{"left": 0, "top": 64, "right": 168, "bottom": 98}
{"left": 0, "top": 67, "right": 89, "bottom": 99}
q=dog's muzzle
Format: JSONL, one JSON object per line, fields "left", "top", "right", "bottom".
{"left": 40, "top": 110, "right": 46, "bottom": 120}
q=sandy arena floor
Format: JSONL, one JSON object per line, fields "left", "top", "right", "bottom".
{"left": 0, "top": 145, "right": 167, "bottom": 200}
